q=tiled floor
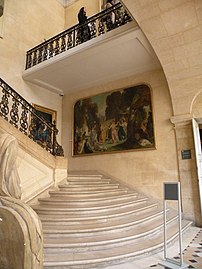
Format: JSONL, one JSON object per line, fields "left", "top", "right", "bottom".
{"left": 149, "top": 229, "right": 202, "bottom": 269}
{"left": 106, "top": 227, "right": 202, "bottom": 269}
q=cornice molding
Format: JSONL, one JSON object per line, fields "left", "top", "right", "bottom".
{"left": 170, "top": 113, "right": 193, "bottom": 126}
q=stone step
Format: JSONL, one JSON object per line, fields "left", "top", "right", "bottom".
{"left": 34, "top": 199, "right": 152, "bottom": 216}
{"left": 40, "top": 206, "right": 161, "bottom": 227}
{"left": 67, "top": 179, "right": 111, "bottom": 185}
{"left": 36, "top": 197, "right": 147, "bottom": 211}
{"left": 37, "top": 202, "right": 158, "bottom": 222}
{"left": 67, "top": 175, "right": 104, "bottom": 180}
{"left": 43, "top": 208, "right": 169, "bottom": 239}
{"left": 49, "top": 188, "right": 129, "bottom": 198}
{"left": 56, "top": 187, "right": 127, "bottom": 194}
{"left": 47, "top": 191, "right": 137, "bottom": 201}
{"left": 38, "top": 192, "right": 138, "bottom": 206}
{"left": 43, "top": 220, "right": 192, "bottom": 269}
{"left": 43, "top": 211, "right": 177, "bottom": 252}
{"left": 33, "top": 172, "right": 192, "bottom": 269}
{"left": 58, "top": 183, "right": 120, "bottom": 191}
{"left": 42, "top": 206, "right": 164, "bottom": 235}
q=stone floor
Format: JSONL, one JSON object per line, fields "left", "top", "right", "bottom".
{"left": 149, "top": 228, "right": 202, "bottom": 269}
{"left": 105, "top": 226, "right": 202, "bottom": 269}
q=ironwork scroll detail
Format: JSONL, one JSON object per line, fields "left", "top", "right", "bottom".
{"left": 25, "top": 3, "right": 132, "bottom": 69}
{"left": 0, "top": 78, "right": 64, "bottom": 156}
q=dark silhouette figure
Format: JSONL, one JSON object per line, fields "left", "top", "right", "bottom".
{"left": 105, "top": 0, "right": 115, "bottom": 31}
{"left": 77, "top": 7, "right": 91, "bottom": 43}
{"left": 84, "top": 139, "right": 93, "bottom": 153}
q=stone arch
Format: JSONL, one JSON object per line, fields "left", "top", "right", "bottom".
{"left": 120, "top": 0, "right": 202, "bottom": 225}
{"left": 191, "top": 89, "right": 202, "bottom": 118}
{"left": 122, "top": 0, "right": 202, "bottom": 117}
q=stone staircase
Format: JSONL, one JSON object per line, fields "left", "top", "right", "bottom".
{"left": 32, "top": 173, "right": 192, "bottom": 269}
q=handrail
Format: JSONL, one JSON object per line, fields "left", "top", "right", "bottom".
{"left": 0, "top": 78, "right": 64, "bottom": 156}
{"left": 25, "top": 2, "right": 132, "bottom": 69}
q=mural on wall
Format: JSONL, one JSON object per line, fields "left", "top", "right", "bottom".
{"left": 73, "top": 84, "right": 155, "bottom": 156}
{"left": 0, "top": 0, "right": 5, "bottom": 38}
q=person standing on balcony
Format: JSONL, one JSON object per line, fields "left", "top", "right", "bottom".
{"left": 105, "top": 0, "right": 115, "bottom": 30}
{"left": 77, "top": 7, "right": 91, "bottom": 43}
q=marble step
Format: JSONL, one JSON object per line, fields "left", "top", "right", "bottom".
{"left": 43, "top": 220, "right": 192, "bottom": 269}
{"left": 34, "top": 199, "right": 151, "bottom": 216}
{"left": 34, "top": 172, "right": 193, "bottom": 269}
{"left": 67, "top": 175, "right": 104, "bottom": 180}
{"left": 43, "top": 211, "right": 177, "bottom": 252}
{"left": 58, "top": 183, "right": 120, "bottom": 191}
{"left": 67, "top": 180, "right": 111, "bottom": 185}
{"left": 38, "top": 192, "right": 138, "bottom": 206}
{"left": 56, "top": 187, "right": 127, "bottom": 194}
{"left": 40, "top": 205, "right": 161, "bottom": 229}
{"left": 47, "top": 190, "right": 137, "bottom": 201}
{"left": 36, "top": 197, "right": 147, "bottom": 211}
{"left": 67, "top": 175, "right": 111, "bottom": 181}
{"left": 49, "top": 188, "right": 129, "bottom": 198}
{"left": 37, "top": 202, "right": 158, "bottom": 223}
{"left": 43, "top": 207, "right": 169, "bottom": 239}
{"left": 42, "top": 206, "right": 165, "bottom": 235}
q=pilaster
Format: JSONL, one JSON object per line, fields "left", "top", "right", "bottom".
{"left": 170, "top": 114, "right": 201, "bottom": 226}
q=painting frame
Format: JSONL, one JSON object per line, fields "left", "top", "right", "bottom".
{"left": 73, "top": 83, "right": 156, "bottom": 157}
{"left": 32, "top": 104, "right": 57, "bottom": 125}
{"left": 0, "top": 0, "right": 6, "bottom": 38}
{"left": 29, "top": 103, "right": 57, "bottom": 146}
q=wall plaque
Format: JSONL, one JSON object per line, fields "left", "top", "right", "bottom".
{"left": 164, "top": 183, "right": 179, "bottom": 201}
{"left": 181, "top": 149, "right": 191, "bottom": 160}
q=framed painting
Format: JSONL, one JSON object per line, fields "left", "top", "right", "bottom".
{"left": 29, "top": 104, "right": 57, "bottom": 145}
{"left": 0, "top": 0, "right": 5, "bottom": 38}
{"left": 73, "top": 84, "right": 156, "bottom": 156}
{"left": 32, "top": 104, "right": 57, "bottom": 125}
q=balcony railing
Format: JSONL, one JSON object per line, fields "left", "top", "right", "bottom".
{"left": 25, "top": 2, "right": 132, "bottom": 69}
{"left": 0, "top": 78, "right": 64, "bottom": 156}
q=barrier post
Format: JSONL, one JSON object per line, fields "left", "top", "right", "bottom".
{"left": 159, "top": 182, "right": 187, "bottom": 269}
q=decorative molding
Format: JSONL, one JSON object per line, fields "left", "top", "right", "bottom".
{"left": 170, "top": 113, "right": 193, "bottom": 126}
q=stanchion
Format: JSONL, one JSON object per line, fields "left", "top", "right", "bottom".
{"left": 159, "top": 182, "right": 187, "bottom": 269}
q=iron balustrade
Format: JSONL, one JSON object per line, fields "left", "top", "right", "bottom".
{"left": 25, "top": 3, "right": 132, "bottom": 69}
{"left": 0, "top": 78, "right": 64, "bottom": 156}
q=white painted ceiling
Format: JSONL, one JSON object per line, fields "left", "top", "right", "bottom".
{"left": 22, "top": 22, "right": 161, "bottom": 96}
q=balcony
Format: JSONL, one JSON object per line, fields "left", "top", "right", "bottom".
{"left": 22, "top": 3, "right": 161, "bottom": 96}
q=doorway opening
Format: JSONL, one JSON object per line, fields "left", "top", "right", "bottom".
{"left": 192, "top": 119, "right": 202, "bottom": 217}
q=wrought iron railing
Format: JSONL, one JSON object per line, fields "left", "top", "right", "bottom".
{"left": 25, "top": 2, "right": 132, "bottom": 69}
{"left": 0, "top": 78, "right": 64, "bottom": 156}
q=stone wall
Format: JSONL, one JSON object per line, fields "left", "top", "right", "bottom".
{"left": 0, "top": 117, "right": 67, "bottom": 202}
{"left": 119, "top": 0, "right": 202, "bottom": 226}
{"left": 1, "top": 0, "right": 201, "bottom": 226}
{"left": 122, "top": 0, "right": 202, "bottom": 116}
{"left": 62, "top": 69, "right": 183, "bottom": 214}
{"left": 0, "top": 0, "right": 65, "bottom": 142}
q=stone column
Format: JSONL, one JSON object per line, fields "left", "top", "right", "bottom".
{"left": 171, "top": 114, "right": 202, "bottom": 227}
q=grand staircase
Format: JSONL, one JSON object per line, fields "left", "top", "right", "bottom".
{"left": 32, "top": 172, "right": 192, "bottom": 269}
